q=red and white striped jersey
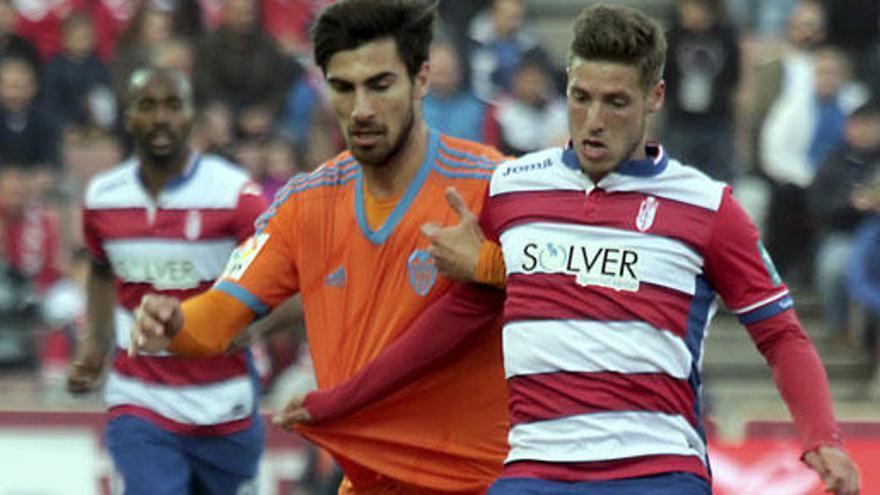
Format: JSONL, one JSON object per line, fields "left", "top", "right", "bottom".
{"left": 82, "top": 152, "right": 267, "bottom": 435}
{"left": 480, "top": 145, "right": 793, "bottom": 482}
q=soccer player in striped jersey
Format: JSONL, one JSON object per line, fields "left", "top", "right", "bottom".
{"left": 129, "top": 1, "right": 511, "bottom": 494}
{"left": 267, "top": 4, "right": 862, "bottom": 495}
{"left": 66, "top": 67, "right": 269, "bottom": 494}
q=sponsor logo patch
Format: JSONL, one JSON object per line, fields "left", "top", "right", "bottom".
{"left": 113, "top": 258, "right": 201, "bottom": 290}
{"left": 521, "top": 241, "right": 640, "bottom": 291}
{"left": 221, "top": 233, "right": 270, "bottom": 281}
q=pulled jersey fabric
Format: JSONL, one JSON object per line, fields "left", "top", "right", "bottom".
{"left": 82, "top": 153, "right": 267, "bottom": 435}
{"left": 480, "top": 145, "right": 794, "bottom": 482}
{"left": 215, "top": 130, "right": 510, "bottom": 492}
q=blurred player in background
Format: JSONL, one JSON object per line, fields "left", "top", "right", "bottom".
{"left": 274, "top": 4, "right": 862, "bottom": 495}
{"left": 129, "top": 1, "right": 511, "bottom": 494}
{"left": 66, "top": 67, "right": 269, "bottom": 495}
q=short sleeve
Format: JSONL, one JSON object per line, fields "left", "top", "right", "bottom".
{"left": 215, "top": 196, "right": 300, "bottom": 316}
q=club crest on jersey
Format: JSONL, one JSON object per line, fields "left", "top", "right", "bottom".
{"left": 407, "top": 249, "right": 437, "bottom": 297}
{"left": 184, "top": 209, "right": 202, "bottom": 240}
{"left": 636, "top": 196, "right": 659, "bottom": 232}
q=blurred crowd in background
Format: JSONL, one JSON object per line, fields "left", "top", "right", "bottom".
{"left": 1, "top": 0, "right": 880, "bottom": 409}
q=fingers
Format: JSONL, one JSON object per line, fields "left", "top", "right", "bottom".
{"left": 445, "top": 187, "right": 477, "bottom": 222}
{"left": 807, "top": 447, "right": 861, "bottom": 495}
{"left": 129, "top": 294, "right": 177, "bottom": 357}
{"left": 421, "top": 222, "right": 441, "bottom": 239}
{"left": 272, "top": 395, "right": 312, "bottom": 430}
{"left": 66, "top": 362, "right": 97, "bottom": 394}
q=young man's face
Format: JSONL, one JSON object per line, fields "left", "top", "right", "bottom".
{"left": 566, "top": 56, "right": 664, "bottom": 182}
{"left": 325, "top": 38, "right": 428, "bottom": 168}
{"left": 125, "top": 74, "right": 194, "bottom": 166}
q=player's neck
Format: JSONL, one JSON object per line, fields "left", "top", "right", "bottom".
{"left": 139, "top": 149, "right": 192, "bottom": 198}
{"left": 362, "top": 123, "right": 429, "bottom": 200}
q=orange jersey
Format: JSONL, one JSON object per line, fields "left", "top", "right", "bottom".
{"left": 217, "top": 131, "right": 510, "bottom": 492}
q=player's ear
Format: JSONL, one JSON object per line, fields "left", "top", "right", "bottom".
{"left": 647, "top": 79, "right": 665, "bottom": 114}
{"left": 413, "top": 61, "right": 430, "bottom": 100}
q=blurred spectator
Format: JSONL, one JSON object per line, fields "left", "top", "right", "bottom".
{"left": 423, "top": 41, "right": 491, "bottom": 143}
{"left": 0, "top": 57, "right": 59, "bottom": 170}
{"left": 821, "top": 0, "right": 879, "bottom": 83}
{"left": 846, "top": 178, "right": 880, "bottom": 393}
{"left": 235, "top": 135, "right": 299, "bottom": 201}
{"left": 486, "top": 58, "right": 567, "bottom": 156}
{"left": 191, "top": 100, "right": 236, "bottom": 160}
{"left": 149, "top": 37, "right": 195, "bottom": 78}
{"left": 279, "top": 57, "right": 324, "bottom": 159}
{"left": 466, "top": 0, "right": 553, "bottom": 102}
{"left": 0, "top": 0, "right": 39, "bottom": 72}
{"left": 110, "top": 2, "right": 174, "bottom": 102}
{"left": 759, "top": 46, "right": 847, "bottom": 284}
{"left": 261, "top": 0, "right": 326, "bottom": 54}
{"left": 0, "top": 166, "right": 63, "bottom": 367}
{"left": 13, "top": 0, "right": 129, "bottom": 61}
{"left": 437, "top": 0, "right": 491, "bottom": 81}
{"left": 725, "top": 0, "right": 798, "bottom": 37}
{"left": 193, "top": 0, "right": 294, "bottom": 123}
{"left": 42, "top": 13, "right": 115, "bottom": 136}
{"left": 663, "top": 0, "right": 740, "bottom": 184}
{"left": 810, "top": 103, "right": 880, "bottom": 346}
{"left": 750, "top": 0, "right": 827, "bottom": 166}
{"left": 762, "top": 47, "right": 857, "bottom": 189}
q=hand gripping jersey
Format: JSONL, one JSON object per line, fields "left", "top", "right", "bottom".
{"left": 480, "top": 145, "right": 793, "bottom": 482}
{"left": 82, "top": 153, "right": 267, "bottom": 435}
{"left": 216, "top": 131, "right": 510, "bottom": 492}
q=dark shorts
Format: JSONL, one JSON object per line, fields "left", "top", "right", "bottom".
{"left": 105, "top": 414, "right": 264, "bottom": 495}
{"left": 487, "top": 472, "right": 712, "bottom": 495}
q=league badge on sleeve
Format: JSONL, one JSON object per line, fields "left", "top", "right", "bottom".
{"left": 407, "top": 249, "right": 437, "bottom": 296}
{"left": 221, "top": 233, "right": 270, "bottom": 281}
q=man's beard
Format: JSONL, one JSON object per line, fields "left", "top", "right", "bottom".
{"left": 352, "top": 104, "right": 415, "bottom": 168}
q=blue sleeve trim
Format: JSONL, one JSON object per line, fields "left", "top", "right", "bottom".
{"left": 215, "top": 280, "right": 270, "bottom": 317}
{"left": 737, "top": 295, "right": 794, "bottom": 325}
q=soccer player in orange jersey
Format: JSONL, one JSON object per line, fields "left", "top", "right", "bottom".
{"left": 129, "top": 1, "right": 511, "bottom": 493}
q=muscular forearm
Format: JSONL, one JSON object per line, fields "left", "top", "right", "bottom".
{"left": 84, "top": 263, "right": 115, "bottom": 353}
{"left": 747, "top": 310, "right": 843, "bottom": 451}
{"left": 168, "top": 289, "right": 256, "bottom": 357}
{"left": 303, "top": 282, "right": 505, "bottom": 422}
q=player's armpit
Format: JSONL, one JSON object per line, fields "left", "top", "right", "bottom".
{"left": 168, "top": 289, "right": 255, "bottom": 357}
{"left": 474, "top": 240, "right": 507, "bottom": 288}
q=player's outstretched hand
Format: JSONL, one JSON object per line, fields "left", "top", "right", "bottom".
{"left": 129, "top": 294, "right": 183, "bottom": 357}
{"left": 273, "top": 395, "right": 313, "bottom": 431}
{"left": 421, "top": 187, "right": 485, "bottom": 283}
{"left": 803, "top": 445, "right": 860, "bottom": 495}
{"left": 67, "top": 342, "right": 107, "bottom": 394}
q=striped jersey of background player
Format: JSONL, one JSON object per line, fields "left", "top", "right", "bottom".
{"left": 68, "top": 67, "right": 268, "bottom": 495}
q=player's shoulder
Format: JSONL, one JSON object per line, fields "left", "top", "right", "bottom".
{"left": 84, "top": 157, "right": 139, "bottom": 209}
{"left": 438, "top": 134, "right": 509, "bottom": 164}
{"left": 196, "top": 153, "right": 252, "bottom": 184}
{"left": 259, "top": 152, "right": 358, "bottom": 214}
{"left": 489, "top": 147, "right": 569, "bottom": 196}
{"left": 278, "top": 151, "right": 359, "bottom": 198}
{"left": 646, "top": 156, "right": 729, "bottom": 212}
{"left": 431, "top": 134, "right": 505, "bottom": 186}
